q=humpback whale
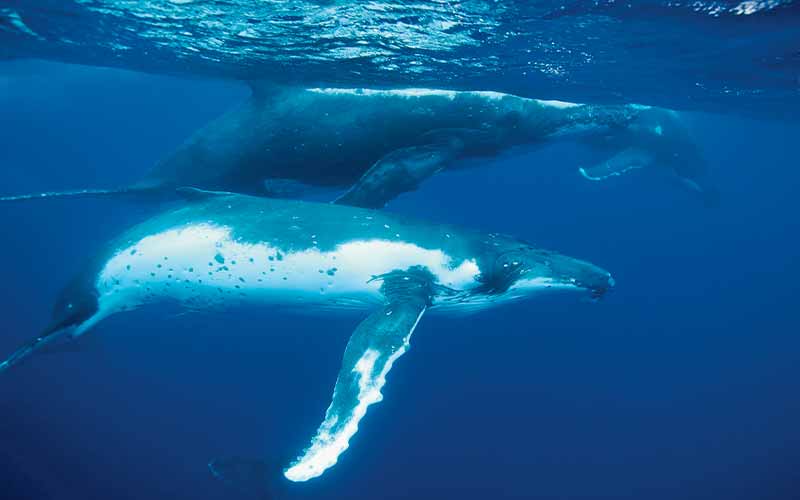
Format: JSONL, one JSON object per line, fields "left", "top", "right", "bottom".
{"left": 0, "top": 87, "right": 714, "bottom": 208}
{"left": 0, "top": 189, "right": 613, "bottom": 485}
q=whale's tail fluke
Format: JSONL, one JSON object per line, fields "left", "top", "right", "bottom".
{"left": 0, "top": 186, "right": 146, "bottom": 204}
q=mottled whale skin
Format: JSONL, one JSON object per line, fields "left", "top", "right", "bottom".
{"left": 0, "top": 190, "right": 613, "bottom": 485}
{"left": 0, "top": 87, "right": 714, "bottom": 207}
{"left": 146, "top": 87, "right": 714, "bottom": 207}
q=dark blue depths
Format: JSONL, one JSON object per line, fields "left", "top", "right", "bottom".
{"left": 0, "top": 64, "right": 798, "bottom": 500}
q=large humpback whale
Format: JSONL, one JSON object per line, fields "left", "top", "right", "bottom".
{"left": 0, "top": 87, "right": 715, "bottom": 208}
{"left": 0, "top": 189, "right": 613, "bottom": 484}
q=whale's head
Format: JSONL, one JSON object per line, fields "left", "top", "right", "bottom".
{"left": 579, "top": 106, "right": 716, "bottom": 205}
{"left": 630, "top": 107, "right": 719, "bottom": 204}
{"left": 481, "top": 243, "right": 614, "bottom": 300}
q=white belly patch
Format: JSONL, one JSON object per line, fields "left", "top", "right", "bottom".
{"left": 96, "top": 223, "right": 480, "bottom": 314}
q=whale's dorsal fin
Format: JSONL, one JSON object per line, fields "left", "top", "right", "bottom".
{"left": 281, "top": 269, "right": 434, "bottom": 482}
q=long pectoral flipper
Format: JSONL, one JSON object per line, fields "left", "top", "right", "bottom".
{"left": 284, "top": 272, "right": 432, "bottom": 482}
{"left": 578, "top": 147, "right": 654, "bottom": 181}
{"left": 334, "top": 143, "right": 461, "bottom": 208}
{"left": 334, "top": 128, "right": 504, "bottom": 209}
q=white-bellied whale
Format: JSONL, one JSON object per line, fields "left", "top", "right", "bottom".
{"left": 0, "top": 189, "right": 613, "bottom": 486}
{"left": 0, "top": 87, "right": 715, "bottom": 208}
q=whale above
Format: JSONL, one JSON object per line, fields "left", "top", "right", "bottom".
{"left": 0, "top": 86, "right": 716, "bottom": 208}
{"left": 0, "top": 189, "right": 614, "bottom": 485}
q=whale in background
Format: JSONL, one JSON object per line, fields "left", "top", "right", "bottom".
{"left": 0, "top": 86, "right": 715, "bottom": 208}
{"left": 0, "top": 189, "right": 614, "bottom": 487}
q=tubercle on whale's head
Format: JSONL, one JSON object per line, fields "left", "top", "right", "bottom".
{"left": 486, "top": 243, "right": 614, "bottom": 300}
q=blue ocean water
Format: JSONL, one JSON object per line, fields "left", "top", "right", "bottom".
{"left": 1, "top": 4, "right": 800, "bottom": 500}
{"left": 2, "top": 1, "right": 800, "bottom": 115}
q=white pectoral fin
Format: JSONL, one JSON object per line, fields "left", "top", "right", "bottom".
{"left": 578, "top": 147, "right": 654, "bottom": 181}
{"left": 284, "top": 296, "right": 428, "bottom": 482}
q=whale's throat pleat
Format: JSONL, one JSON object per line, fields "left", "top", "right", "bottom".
{"left": 95, "top": 224, "right": 481, "bottom": 313}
